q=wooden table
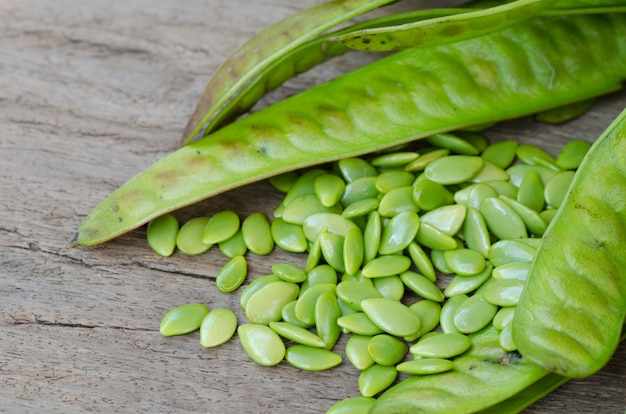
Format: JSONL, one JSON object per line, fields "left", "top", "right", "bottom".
{"left": 2, "top": 0, "right": 625, "bottom": 412}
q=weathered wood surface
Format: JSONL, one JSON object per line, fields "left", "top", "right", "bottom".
{"left": 1, "top": 0, "right": 625, "bottom": 412}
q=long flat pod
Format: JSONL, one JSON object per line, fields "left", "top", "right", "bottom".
{"left": 72, "top": 13, "right": 626, "bottom": 246}
{"left": 512, "top": 108, "right": 626, "bottom": 378}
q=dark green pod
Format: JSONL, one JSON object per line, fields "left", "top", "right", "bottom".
{"left": 72, "top": 13, "right": 626, "bottom": 246}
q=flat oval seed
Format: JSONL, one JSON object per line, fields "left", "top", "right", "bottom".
{"left": 342, "top": 176, "right": 380, "bottom": 206}
{"left": 295, "top": 283, "right": 337, "bottom": 326}
{"left": 444, "top": 262, "right": 493, "bottom": 297}
{"left": 409, "top": 299, "right": 442, "bottom": 340}
{"left": 368, "top": 334, "right": 408, "bottom": 366}
{"left": 492, "top": 261, "right": 530, "bottom": 281}
{"left": 415, "top": 222, "right": 458, "bottom": 251}
{"left": 363, "top": 211, "right": 382, "bottom": 263}
{"left": 426, "top": 133, "right": 479, "bottom": 155}
{"left": 326, "top": 396, "right": 376, "bottom": 414}
{"left": 315, "top": 291, "right": 342, "bottom": 349}
{"left": 219, "top": 229, "right": 248, "bottom": 258}
{"left": 439, "top": 294, "right": 468, "bottom": 334}
{"left": 281, "top": 169, "right": 326, "bottom": 207}
{"left": 320, "top": 232, "right": 346, "bottom": 272}
{"left": 302, "top": 212, "right": 358, "bottom": 241}
{"left": 268, "top": 171, "right": 298, "bottom": 193}
{"left": 488, "top": 239, "right": 535, "bottom": 267}
{"left": 346, "top": 334, "right": 375, "bottom": 370}
{"left": 241, "top": 213, "right": 274, "bottom": 255}
{"left": 455, "top": 131, "right": 489, "bottom": 152}
{"left": 463, "top": 207, "right": 491, "bottom": 258}
{"left": 486, "top": 180, "right": 518, "bottom": 199}
{"left": 479, "top": 197, "right": 527, "bottom": 240}
{"left": 410, "top": 332, "right": 471, "bottom": 358}
{"left": 200, "top": 307, "right": 237, "bottom": 348}
{"left": 444, "top": 248, "right": 486, "bottom": 276}
{"left": 405, "top": 148, "right": 449, "bottom": 172}
{"left": 373, "top": 276, "right": 405, "bottom": 301}
{"left": 517, "top": 170, "right": 546, "bottom": 212}
{"left": 361, "top": 298, "right": 421, "bottom": 338}
{"left": 282, "top": 300, "right": 311, "bottom": 328}
{"left": 244, "top": 281, "right": 300, "bottom": 325}
{"left": 342, "top": 198, "right": 379, "bottom": 219}
{"left": 499, "top": 322, "right": 517, "bottom": 352}
{"left": 453, "top": 293, "right": 498, "bottom": 334}
{"left": 400, "top": 271, "right": 444, "bottom": 302}
{"left": 270, "top": 218, "right": 308, "bottom": 253}
{"left": 377, "top": 186, "right": 419, "bottom": 217}
{"left": 539, "top": 208, "right": 557, "bottom": 225}
{"left": 371, "top": 151, "right": 419, "bottom": 168}
{"left": 482, "top": 279, "right": 525, "bottom": 306}
{"left": 556, "top": 139, "right": 591, "bottom": 170}
{"left": 282, "top": 194, "right": 342, "bottom": 225}
{"left": 239, "top": 274, "right": 281, "bottom": 310}
{"left": 481, "top": 140, "right": 518, "bottom": 169}
{"left": 202, "top": 210, "right": 240, "bottom": 244}
{"left": 304, "top": 229, "right": 323, "bottom": 272}
{"left": 269, "top": 321, "right": 325, "bottom": 348}
{"left": 358, "top": 364, "right": 398, "bottom": 398}
{"left": 378, "top": 211, "right": 420, "bottom": 255}
{"left": 420, "top": 204, "right": 466, "bottom": 236}
{"left": 408, "top": 242, "right": 436, "bottom": 282}
{"left": 506, "top": 164, "right": 557, "bottom": 187}
{"left": 306, "top": 265, "right": 338, "bottom": 287}
{"left": 343, "top": 227, "right": 364, "bottom": 276}
{"left": 467, "top": 183, "right": 498, "bottom": 210}
{"left": 469, "top": 161, "right": 509, "bottom": 183}
{"left": 271, "top": 262, "right": 306, "bottom": 284}
{"left": 216, "top": 255, "right": 247, "bottom": 293}
{"left": 314, "top": 173, "right": 346, "bottom": 207}
{"left": 238, "top": 323, "right": 285, "bottom": 367}
{"left": 424, "top": 155, "right": 483, "bottom": 185}
{"left": 544, "top": 170, "right": 575, "bottom": 209}
{"left": 516, "top": 144, "right": 557, "bottom": 166}
{"left": 160, "top": 303, "right": 209, "bottom": 336}
{"left": 286, "top": 345, "right": 343, "bottom": 371}
{"left": 430, "top": 249, "right": 453, "bottom": 274}
{"left": 499, "top": 195, "right": 547, "bottom": 236}
{"left": 375, "top": 170, "right": 415, "bottom": 193}
{"left": 337, "top": 312, "right": 384, "bottom": 336}
{"left": 176, "top": 216, "right": 212, "bottom": 255}
{"left": 412, "top": 180, "right": 454, "bottom": 211}
{"left": 337, "top": 280, "right": 383, "bottom": 311}
{"left": 337, "top": 157, "right": 378, "bottom": 182}
{"left": 396, "top": 358, "right": 454, "bottom": 375}
{"left": 493, "top": 306, "right": 517, "bottom": 331}
{"left": 147, "top": 214, "right": 179, "bottom": 257}
{"left": 361, "top": 255, "right": 412, "bottom": 278}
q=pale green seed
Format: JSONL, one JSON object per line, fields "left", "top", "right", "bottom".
{"left": 342, "top": 227, "right": 364, "bottom": 276}
{"left": 453, "top": 183, "right": 477, "bottom": 206}
{"left": 346, "top": 334, "right": 375, "bottom": 370}
{"left": 427, "top": 133, "right": 479, "bottom": 155}
{"left": 409, "top": 299, "right": 442, "bottom": 340}
{"left": 218, "top": 229, "right": 248, "bottom": 258}
{"left": 378, "top": 211, "right": 420, "bottom": 255}
{"left": 516, "top": 144, "right": 557, "bottom": 167}
{"left": 404, "top": 148, "right": 449, "bottom": 172}
{"left": 482, "top": 279, "right": 525, "bottom": 306}
{"left": 202, "top": 210, "right": 240, "bottom": 244}
{"left": 337, "top": 312, "right": 384, "bottom": 336}
{"left": 493, "top": 306, "right": 517, "bottom": 330}
{"left": 146, "top": 214, "right": 179, "bottom": 257}
{"left": 544, "top": 170, "right": 575, "bottom": 209}
{"left": 371, "top": 151, "right": 419, "bottom": 168}
{"left": 375, "top": 170, "right": 415, "bottom": 193}
{"left": 415, "top": 222, "right": 458, "bottom": 251}
{"left": 315, "top": 291, "right": 342, "bottom": 349}
{"left": 270, "top": 262, "right": 306, "bottom": 284}
{"left": 481, "top": 140, "right": 518, "bottom": 169}
{"left": 295, "top": 283, "right": 337, "bottom": 326}
{"left": 373, "top": 276, "right": 405, "bottom": 301}
{"left": 412, "top": 179, "right": 454, "bottom": 211}
{"left": 314, "top": 173, "right": 346, "bottom": 208}
{"left": 200, "top": 307, "right": 237, "bottom": 348}
{"left": 396, "top": 358, "right": 454, "bottom": 375}
{"left": 270, "top": 217, "right": 308, "bottom": 253}
{"left": 286, "top": 345, "right": 343, "bottom": 371}
{"left": 305, "top": 228, "right": 324, "bottom": 272}
{"left": 269, "top": 321, "right": 325, "bottom": 348}
{"left": 420, "top": 204, "right": 466, "bottom": 237}
{"left": 244, "top": 281, "right": 299, "bottom": 325}
{"left": 342, "top": 198, "right": 379, "bottom": 219}
{"left": 337, "top": 280, "right": 383, "bottom": 312}
{"left": 517, "top": 170, "right": 545, "bottom": 212}
{"left": 444, "top": 262, "right": 493, "bottom": 297}
{"left": 499, "top": 195, "right": 547, "bottom": 236}
{"left": 342, "top": 176, "right": 380, "bottom": 206}
{"left": 463, "top": 207, "right": 491, "bottom": 258}
{"left": 488, "top": 239, "right": 535, "bottom": 267}
{"left": 453, "top": 293, "right": 498, "bottom": 334}
{"left": 455, "top": 131, "right": 489, "bottom": 152}
{"left": 469, "top": 161, "right": 509, "bottom": 183}
{"left": 302, "top": 212, "right": 358, "bottom": 242}
{"left": 431, "top": 249, "right": 453, "bottom": 274}
{"left": 444, "top": 248, "right": 486, "bottom": 276}
{"left": 159, "top": 303, "right": 209, "bottom": 337}
{"left": 238, "top": 323, "right": 285, "bottom": 367}
{"left": 439, "top": 294, "right": 468, "bottom": 334}
{"left": 368, "top": 334, "right": 408, "bottom": 366}
{"left": 539, "top": 208, "right": 557, "bottom": 224}
{"left": 358, "top": 364, "right": 398, "bottom": 398}
{"left": 281, "top": 169, "right": 325, "bottom": 207}
{"left": 282, "top": 300, "right": 311, "bottom": 328}
{"left": 326, "top": 396, "right": 376, "bottom": 414}
{"left": 492, "top": 261, "right": 530, "bottom": 281}
{"left": 479, "top": 197, "right": 527, "bottom": 240}
{"left": 304, "top": 265, "right": 338, "bottom": 288}
{"left": 400, "top": 271, "right": 444, "bottom": 302}
{"left": 377, "top": 186, "right": 419, "bottom": 217}
{"left": 499, "top": 322, "right": 517, "bottom": 352}
{"left": 337, "top": 157, "right": 378, "bottom": 182}
{"left": 282, "top": 194, "right": 342, "bottom": 225}
{"left": 361, "top": 255, "right": 412, "bottom": 278}
{"left": 410, "top": 332, "right": 471, "bottom": 358}
{"left": 239, "top": 274, "right": 281, "bottom": 310}
{"left": 408, "top": 242, "right": 436, "bottom": 282}
{"left": 176, "top": 216, "right": 212, "bottom": 255}
{"left": 363, "top": 211, "right": 382, "bottom": 263}
{"left": 216, "top": 255, "right": 247, "bottom": 293}
{"left": 506, "top": 164, "right": 557, "bottom": 187}
{"left": 342, "top": 271, "right": 374, "bottom": 286}
{"left": 467, "top": 183, "right": 498, "bottom": 210}
{"left": 486, "top": 180, "right": 518, "bottom": 199}
{"left": 320, "top": 231, "right": 346, "bottom": 272}
{"left": 556, "top": 139, "right": 591, "bottom": 170}
{"left": 361, "top": 297, "right": 421, "bottom": 337}
{"left": 424, "top": 155, "right": 483, "bottom": 185}
{"left": 268, "top": 171, "right": 298, "bottom": 193}
{"left": 241, "top": 213, "right": 274, "bottom": 255}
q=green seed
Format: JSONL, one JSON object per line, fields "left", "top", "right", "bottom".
{"left": 378, "top": 211, "right": 420, "bottom": 255}
{"left": 270, "top": 262, "right": 306, "bottom": 284}
{"left": 282, "top": 194, "right": 342, "bottom": 224}
{"left": 302, "top": 212, "right": 358, "bottom": 242}
{"left": 281, "top": 169, "right": 326, "bottom": 207}
{"left": 499, "top": 322, "right": 517, "bottom": 352}
{"left": 285, "top": 344, "right": 342, "bottom": 371}
{"left": 405, "top": 148, "right": 449, "bottom": 172}
{"left": 408, "top": 299, "right": 442, "bottom": 340}
{"left": 373, "top": 276, "right": 405, "bottom": 301}
{"left": 396, "top": 358, "right": 454, "bottom": 375}
{"left": 453, "top": 293, "right": 498, "bottom": 334}
{"left": 427, "top": 133, "right": 479, "bottom": 155}
{"left": 444, "top": 248, "right": 486, "bottom": 276}
{"left": 343, "top": 227, "right": 365, "bottom": 276}
{"left": 239, "top": 274, "right": 281, "bottom": 310}
{"left": 269, "top": 321, "right": 326, "bottom": 348}
{"left": 408, "top": 242, "right": 437, "bottom": 282}
{"left": 200, "top": 307, "right": 237, "bottom": 348}
{"left": 516, "top": 144, "right": 558, "bottom": 167}
{"left": 412, "top": 179, "right": 454, "bottom": 211}
{"left": 361, "top": 297, "right": 421, "bottom": 338}
{"left": 517, "top": 170, "right": 546, "bottom": 212}
{"left": 556, "top": 139, "right": 591, "bottom": 170}
{"left": 400, "top": 271, "right": 444, "bottom": 302}
{"left": 315, "top": 291, "right": 342, "bottom": 349}
{"left": 176, "top": 216, "right": 212, "bottom": 255}
{"left": 342, "top": 197, "right": 379, "bottom": 219}
{"left": 218, "top": 229, "right": 248, "bottom": 258}
{"left": 159, "top": 303, "right": 209, "bottom": 337}
{"left": 337, "top": 157, "right": 378, "bottom": 183}
{"left": 304, "top": 265, "right": 338, "bottom": 288}
{"left": 320, "top": 231, "right": 346, "bottom": 272}
{"left": 371, "top": 151, "right": 419, "bottom": 168}
{"left": 270, "top": 218, "right": 308, "bottom": 253}
{"left": 337, "top": 280, "right": 383, "bottom": 312}
{"left": 342, "top": 176, "right": 380, "bottom": 206}
{"left": 305, "top": 228, "right": 323, "bottom": 272}
{"left": 481, "top": 140, "right": 518, "bottom": 169}
{"left": 244, "top": 281, "right": 300, "bottom": 325}
{"left": 202, "top": 210, "right": 240, "bottom": 244}
{"left": 499, "top": 195, "right": 547, "bottom": 236}
{"left": 363, "top": 211, "right": 382, "bottom": 263}
{"left": 146, "top": 214, "right": 179, "bottom": 257}
{"left": 455, "top": 131, "right": 489, "bottom": 152}
{"left": 410, "top": 332, "right": 471, "bottom": 358}
{"left": 479, "top": 197, "right": 527, "bottom": 240}
{"left": 444, "top": 262, "right": 493, "bottom": 297}
{"left": 281, "top": 300, "right": 311, "bottom": 328}
{"left": 378, "top": 186, "right": 419, "bottom": 217}
{"left": 430, "top": 249, "right": 453, "bottom": 274}
{"left": 314, "top": 173, "right": 346, "bottom": 208}
{"left": 486, "top": 180, "right": 518, "bottom": 199}
{"left": 506, "top": 164, "right": 557, "bottom": 187}
{"left": 216, "top": 255, "right": 247, "bottom": 293}
{"left": 415, "top": 222, "right": 458, "bottom": 251}
{"left": 326, "top": 396, "right": 376, "bottom": 414}
{"left": 463, "top": 207, "right": 491, "bottom": 258}
{"left": 368, "top": 334, "right": 408, "bottom": 366}
{"left": 492, "top": 261, "right": 530, "bottom": 281}
{"left": 488, "top": 239, "right": 535, "bottom": 267}
{"left": 420, "top": 204, "right": 466, "bottom": 236}
{"left": 237, "top": 323, "right": 285, "bottom": 367}
{"left": 241, "top": 213, "right": 274, "bottom": 255}
{"left": 439, "top": 294, "right": 468, "bottom": 334}
{"left": 346, "top": 334, "right": 375, "bottom": 370}
{"left": 482, "top": 279, "right": 525, "bottom": 306}
{"left": 361, "top": 255, "right": 412, "bottom": 278}
{"left": 424, "top": 155, "right": 483, "bottom": 185}
{"left": 493, "top": 306, "right": 517, "bottom": 331}
{"left": 375, "top": 170, "right": 415, "bottom": 193}
{"left": 544, "top": 170, "right": 575, "bottom": 209}
{"left": 337, "top": 312, "right": 384, "bottom": 336}
{"left": 358, "top": 364, "right": 398, "bottom": 398}
{"left": 295, "top": 283, "right": 337, "bottom": 326}
{"left": 469, "top": 161, "right": 509, "bottom": 183}
{"left": 467, "top": 183, "right": 498, "bottom": 210}
{"left": 268, "top": 171, "right": 298, "bottom": 193}
{"left": 539, "top": 208, "right": 557, "bottom": 224}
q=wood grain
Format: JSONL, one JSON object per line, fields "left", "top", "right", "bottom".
{"left": 1, "top": 0, "right": 625, "bottom": 412}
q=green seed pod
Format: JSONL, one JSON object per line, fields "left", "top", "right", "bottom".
{"left": 146, "top": 214, "right": 179, "bottom": 257}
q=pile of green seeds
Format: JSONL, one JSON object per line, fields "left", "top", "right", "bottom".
{"left": 152, "top": 131, "right": 591, "bottom": 409}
